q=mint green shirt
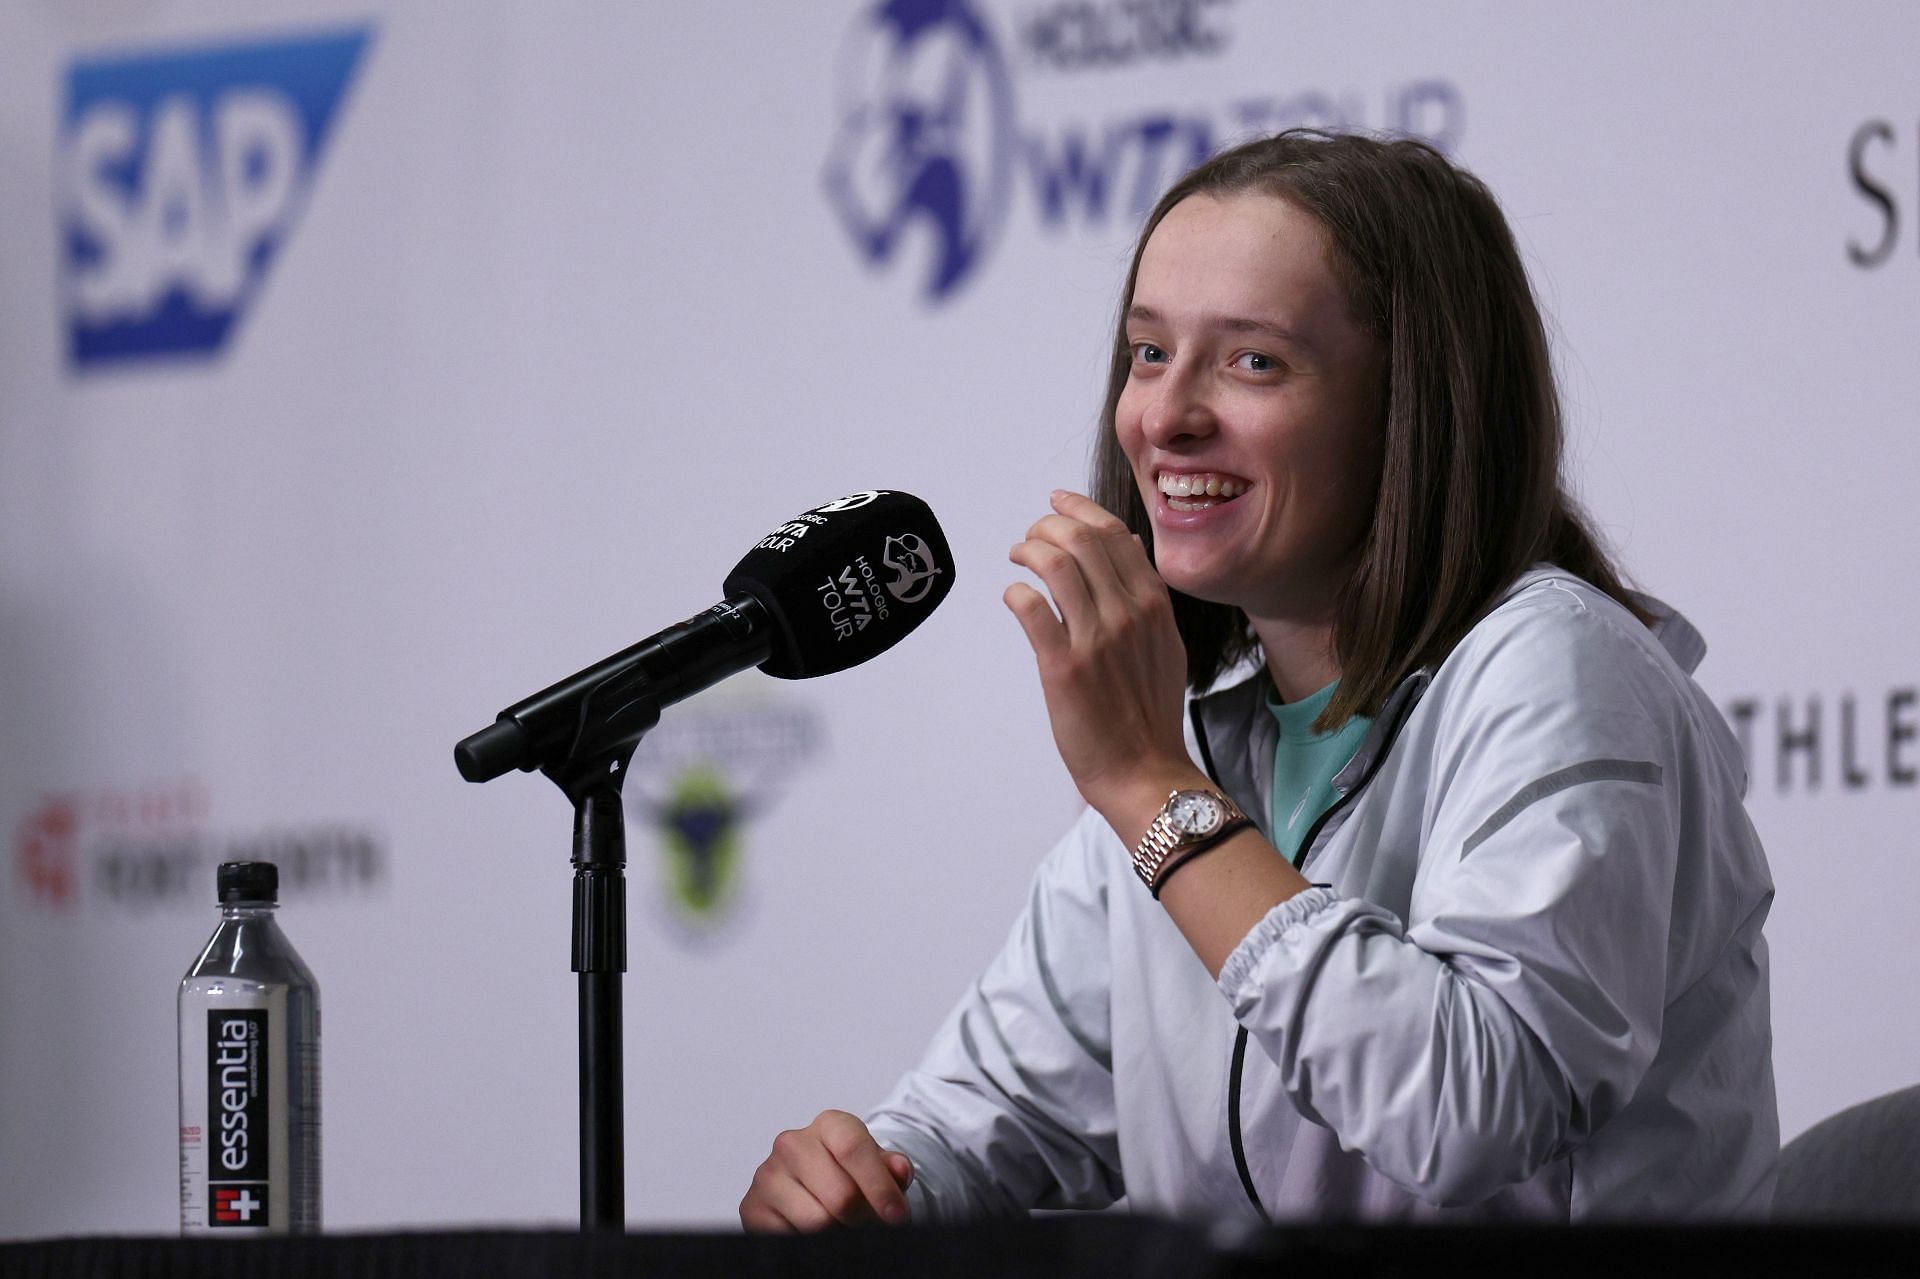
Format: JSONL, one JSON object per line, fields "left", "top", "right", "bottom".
{"left": 1266, "top": 680, "right": 1373, "bottom": 866}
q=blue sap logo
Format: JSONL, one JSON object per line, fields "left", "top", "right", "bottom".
{"left": 824, "top": 0, "right": 1464, "bottom": 305}
{"left": 59, "top": 27, "right": 373, "bottom": 367}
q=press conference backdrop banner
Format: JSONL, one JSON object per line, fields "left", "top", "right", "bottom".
{"left": 1, "top": 0, "right": 1913, "bottom": 1235}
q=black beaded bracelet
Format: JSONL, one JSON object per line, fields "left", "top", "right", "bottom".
{"left": 1149, "top": 818, "right": 1255, "bottom": 899}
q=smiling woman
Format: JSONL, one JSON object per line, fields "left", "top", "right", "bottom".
{"left": 741, "top": 131, "right": 1778, "bottom": 1228}
{"left": 1091, "top": 132, "right": 1653, "bottom": 730}
{"left": 1112, "top": 192, "right": 1386, "bottom": 702}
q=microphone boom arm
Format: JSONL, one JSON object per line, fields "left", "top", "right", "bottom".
{"left": 454, "top": 595, "right": 774, "bottom": 803}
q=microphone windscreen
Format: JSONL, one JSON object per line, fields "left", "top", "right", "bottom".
{"left": 723, "top": 490, "right": 954, "bottom": 679}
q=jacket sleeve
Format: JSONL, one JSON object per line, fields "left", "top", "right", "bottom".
{"left": 864, "top": 807, "right": 1125, "bottom": 1221}
{"left": 1217, "top": 590, "right": 1687, "bottom": 1207}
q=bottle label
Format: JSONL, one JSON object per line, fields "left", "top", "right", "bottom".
{"left": 180, "top": 944, "right": 316, "bottom": 1233}
{"left": 205, "top": 1010, "right": 270, "bottom": 1228}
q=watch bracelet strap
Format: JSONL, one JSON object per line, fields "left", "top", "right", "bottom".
{"left": 1131, "top": 788, "right": 1250, "bottom": 889}
{"left": 1149, "top": 817, "right": 1254, "bottom": 900}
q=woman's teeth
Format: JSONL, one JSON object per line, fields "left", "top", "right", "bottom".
{"left": 1158, "top": 473, "right": 1246, "bottom": 511}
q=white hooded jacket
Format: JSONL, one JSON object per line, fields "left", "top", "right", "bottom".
{"left": 866, "top": 567, "right": 1778, "bottom": 1222}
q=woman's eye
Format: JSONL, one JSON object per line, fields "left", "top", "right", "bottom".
{"left": 1132, "top": 342, "right": 1169, "bottom": 365}
{"left": 1234, "top": 351, "right": 1278, "bottom": 372}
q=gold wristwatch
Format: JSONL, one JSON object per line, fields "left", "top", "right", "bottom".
{"left": 1131, "top": 788, "right": 1252, "bottom": 896}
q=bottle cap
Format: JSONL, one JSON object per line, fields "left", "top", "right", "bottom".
{"left": 218, "top": 861, "right": 278, "bottom": 905}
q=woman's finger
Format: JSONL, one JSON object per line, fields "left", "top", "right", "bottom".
{"left": 1048, "top": 488, "right": 1128, "bottom": 533}
{"left": 1041, "top": 493, "right": 1162, "bottom": 603}
{"left": 739, "top": 1205, "right": 793, "bottom": 1233}
{"left": 1021, "top": 514, "right": 1132, "bottom": 623}
{"left": 1003, "top": 582, "right": 1070, "bottom": 667}
{"left": 1009, "top": 536, "right": 1098, "bottom": 637}
{"left": 1050, "top": 490, "right": 1171, "bottom": 600}
{"left": 742, "top": 1159, "right": 830, "bottom": 1233}
{"left": 766, "top": 1172, "right": 840, "bottom": 1231}
{"left": 792, "top": 1150, "right": 881, "bottom": 1228}
{"left": 822, "top": 1129, "right": 913, "bottom": 1226}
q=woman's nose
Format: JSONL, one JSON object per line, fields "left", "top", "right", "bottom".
{"left": 1140, "top": 368, "right": 1217, "bottom": 446}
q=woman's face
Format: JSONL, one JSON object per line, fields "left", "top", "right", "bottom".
{"left": 1116, "top": 192, "right": 1384, "bottom": 625}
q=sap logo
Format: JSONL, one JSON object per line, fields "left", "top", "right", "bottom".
{"left": 59, "top": 27, "right": 374, "bottom": 368}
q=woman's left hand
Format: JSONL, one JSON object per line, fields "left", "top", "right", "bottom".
{"left": 1005, "top": 490, "right": 1198, "bottom": 824}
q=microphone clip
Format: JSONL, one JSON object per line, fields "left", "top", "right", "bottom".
{"left": 455, "top": 657, "right": 659, "bottom": 808}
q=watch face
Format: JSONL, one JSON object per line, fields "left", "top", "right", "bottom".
{"left": 1168, "top": 790, "right": 1225, "bottom": 837}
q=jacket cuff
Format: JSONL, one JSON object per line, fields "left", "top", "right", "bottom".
{"left": 1216, "top": 885, "right": 1342, "bottom": 1002}
{"left": 865, "top": 1123, "right": 986, "bottom": 1224}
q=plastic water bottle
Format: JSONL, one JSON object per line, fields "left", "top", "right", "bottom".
{"left": 178, "top": 861, "right": 321, "bottom": 1234}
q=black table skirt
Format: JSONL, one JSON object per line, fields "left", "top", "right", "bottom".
{"left": 3, "top": 1217, "right": 1915, "bottom": 1279}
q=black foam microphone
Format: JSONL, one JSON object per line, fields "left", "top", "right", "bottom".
{"left": 455, "top": 489, "right": 954, "bottom": 784}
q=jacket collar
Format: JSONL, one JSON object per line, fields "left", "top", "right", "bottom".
{"left": 1186, "top": 566, "right": 1705, "bottom": 812}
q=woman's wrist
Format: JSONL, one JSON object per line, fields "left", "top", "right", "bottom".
{"left": 1090, "top": 761, "right": 1217, "bottom": 851}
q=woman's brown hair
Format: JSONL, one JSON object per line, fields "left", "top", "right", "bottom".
{"left": 1090, "top": 130, "right": 1650, "bottom": 730}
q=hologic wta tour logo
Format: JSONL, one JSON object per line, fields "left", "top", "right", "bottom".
{"left": 823, "top": 0, "right": 1017, "bottom": 303}
{"left": 880, "top": 533, "right": 941, "bottom": 603}
{"left": 58, "top": 26, "right": 374, "bottom": 367}
{"left": 823, "top": 0, "right": 1464, "bottom": 304}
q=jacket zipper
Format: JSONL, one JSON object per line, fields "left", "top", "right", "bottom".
{"left": 1192, "top": 675, "right": 1427, "bottom": 1221}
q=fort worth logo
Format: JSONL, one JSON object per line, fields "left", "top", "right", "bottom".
{"left": 12, "top": 780, "right": 384, "bottom": 913}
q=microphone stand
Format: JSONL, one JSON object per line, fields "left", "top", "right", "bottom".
{"left": 570, "top": 780, "right": 629, "bottom": 1230}
{"left": 536, "top": 682, "right": 662, "bottom": 1231}
{"left": 452, "top": 597, "right": 775, "bottom": 1229}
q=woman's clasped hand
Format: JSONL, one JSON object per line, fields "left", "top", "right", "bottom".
{"left": 738, "top": 1109, "right": 914, "bottom": 1231}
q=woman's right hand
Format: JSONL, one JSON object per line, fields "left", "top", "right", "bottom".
{"left": 739, "top": 1109, "right": 914, "bottom": 1232}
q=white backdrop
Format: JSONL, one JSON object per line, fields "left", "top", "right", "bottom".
{"left": 3, "top": 0, "right": 1917, "bottom": 1236}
